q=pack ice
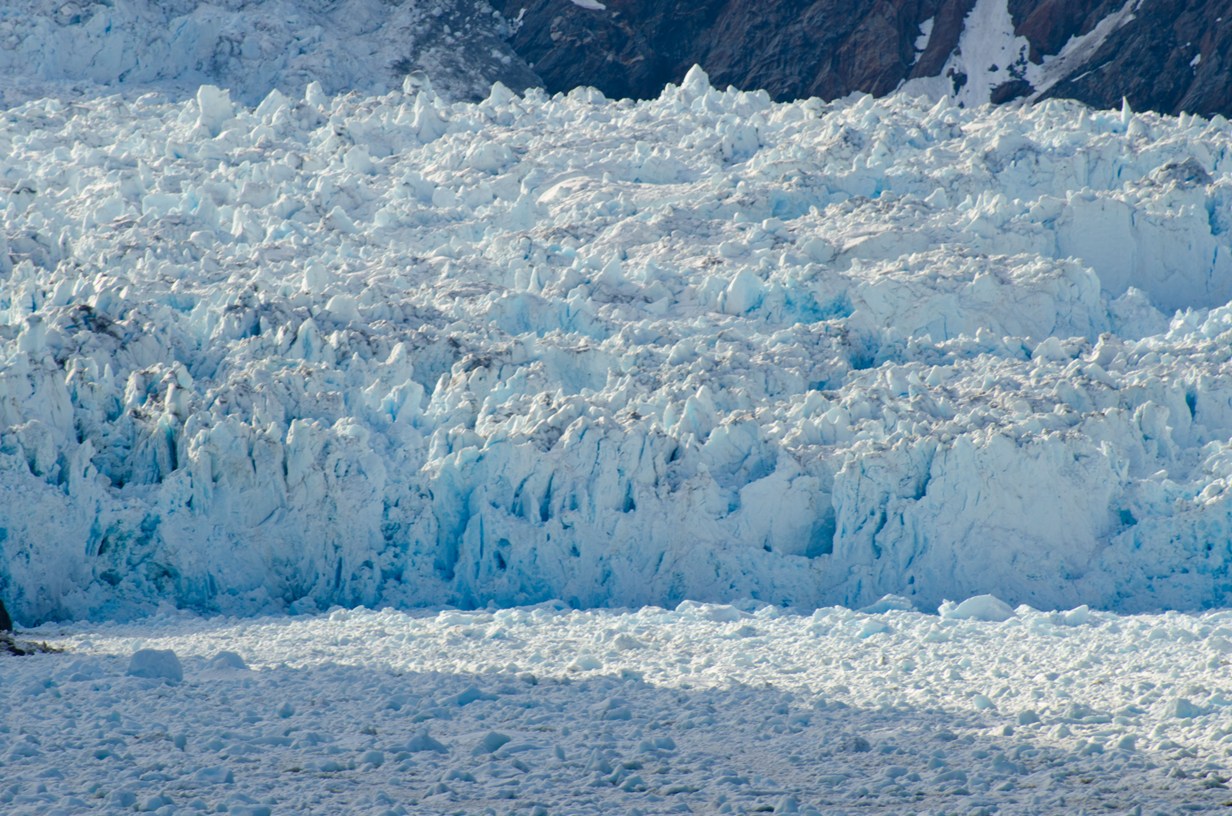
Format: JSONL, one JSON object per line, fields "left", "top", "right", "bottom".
{"left": 3, "top": 68, "right": 1232, "bottom": 623}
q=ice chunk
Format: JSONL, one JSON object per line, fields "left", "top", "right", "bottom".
{"left": 678, "top": 65, "right": 712, "bottom": 104}
{"left": 405, "top": 730, "right": 449, "bottom": 753}
{"left": 209, "top": 651, "right": 250, "bottom": 670}
{"left": 442, "top": 686, "right": 497, "bottom": 707}
{"left": 858, "top": 619, "right": 891, "bottom": 638}
{"left": 1168, "top": 698, "right": 1206, "bottom": 719}
{"left": 1057, "top": 605, "right": 1092, "bottom": 626}
{"left": 972, "top": 693, "right": 996, "bottom": 710}
{"left": 612, "top": 633, "right": 644, "bottom": 651}
{"left": 471, "top": 731, "right": 511, "bottom": 755}
{"left": 1017, "top": 710, "right": 1041, "bottom": 725}
{"left": 126, "top": 648, "right": 184, "bottom": 683}
{"left": 196, "top": 86, "right": 235, "bottom": 137}
{"left": 305, "top": 81, "right": 330, "bottom": 110}
{"left": 939, "top": 595, "right": 1016, "bottom": 622}
{"left": 675, "top": 602, "right": 749, "bottom": 623}
{"left": 193, "top": 766, "right": 234, "bottom": 785}
{"left": 860, "top": 595, "right": 914, "bottom": 614}
{"left": 721, "top": 269, "right": 765, "bottom": 315}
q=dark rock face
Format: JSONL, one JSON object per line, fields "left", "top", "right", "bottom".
{"left": 1008, "top": 0, "right": 1124, "bottom": 62}
{"left": 1030, "top": 0, "right": 1232, "bottom": 117}
{"left": 493, "top": 0, "right": 1232, "bottom": 116}
{"left": 0, "top": 598, "right": 62, "bottom": 654}
{"left": 493, "top": 0, "right": 961, "bottom": 101}
{"left": 909, "top": 0, "right": 976, "bottom": 78}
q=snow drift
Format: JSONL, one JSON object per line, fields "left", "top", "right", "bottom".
{"left": 3, "top": 66, "right": 1232, "bottom": 623}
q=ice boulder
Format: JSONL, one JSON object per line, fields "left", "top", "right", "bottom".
{"left": 1056, "top": 605, "right": 1093, "bottom": 627}
{"left": 192, "top": 766, "right": 234, "bottom": 785}
{"left": 404, "top": 730, "right": 449, "bottom": 753}
{"left": 1168, "top": 698, "right": 1207, "bottom": 719}
{"left": 196, "top": 86, "right": 235, "bottom": 137}
{"left": 472, "top": 731, "right": 512, "bottom": 755}
{"left": 127, "top": 649, "right": 184, "bottom": 683}
{"left": 860, "top": 595, "right": 915, "bottom": 614}
{"left": 208, "top": 651, "right": 249, "bottom": 671}
{"left": 939, "top": 595, "right": 1017, "bottom": 623}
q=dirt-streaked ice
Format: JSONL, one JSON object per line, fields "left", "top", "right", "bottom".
{"left": 3, "top": 68, "right": 1232, "bottom": 623}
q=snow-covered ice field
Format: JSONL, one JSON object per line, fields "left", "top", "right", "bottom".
{"left": 6, "top": 602, "right": 1232, "bottom": 815}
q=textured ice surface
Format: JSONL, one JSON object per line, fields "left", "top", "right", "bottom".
{"left": 0, "top": 0, "right": 537, "bottom": 107}
{"left": 4, "top": 605, "right": 1232, "bottom": 814}
{"left": 3, "top": 70, "right": 1232, "bottom": 622}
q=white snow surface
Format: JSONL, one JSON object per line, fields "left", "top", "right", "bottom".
{"left": 3, "top": 69, "right": 1232, "bottom": 623}
{"left": 4, "top": 603, "right": 1232, "bottom": 814}
{"left": 900, "top": 0, "right": 1031, "bottom": 106}
{"left": 899, "top": 0, "right": 1141, "bottom": 108}
{"left": 0, "top": 0, "right": 534, "bottom": 107}
{"left": 913, "top": 16, "right": 935, "bottom": 60}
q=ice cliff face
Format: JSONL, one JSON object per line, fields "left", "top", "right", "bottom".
{"left": 0, "top": 0, "right": 538, "bottom": 107}
{"left": 2, "top": 70, "right": 1232, "bottom": 623}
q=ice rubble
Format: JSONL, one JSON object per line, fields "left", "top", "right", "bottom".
{"left": 2, "top": 68, "right": 1232, "bottom": 623}
{"left": 6, "top": 605, "right": 1232, "bottom": 814}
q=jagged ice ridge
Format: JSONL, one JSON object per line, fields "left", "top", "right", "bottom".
{"left": 0, "top": 0, "right": 534, "bottom": 108}
{"left": 3, "top": 67, "right": 1232, "bottom": 623}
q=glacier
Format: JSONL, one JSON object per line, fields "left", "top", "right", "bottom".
{"left": 0, "top": 0, "right": 536, "bottom": 107}
{"left": 3, "top": 67, "right": 1232, "bottom": 623}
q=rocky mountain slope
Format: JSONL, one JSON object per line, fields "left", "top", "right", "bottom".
{"left": 494, "top": 0, "right": 1232, "bottom": 116}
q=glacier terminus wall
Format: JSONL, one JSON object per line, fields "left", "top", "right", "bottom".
{"left": 3, "top": 70, "right": 1232, "bottom": 622}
